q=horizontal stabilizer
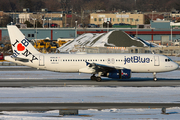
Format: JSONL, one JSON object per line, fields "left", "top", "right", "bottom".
{"left": 13, "top": 57, "right": 29, "bottom": 62}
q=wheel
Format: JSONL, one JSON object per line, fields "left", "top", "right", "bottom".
{"left": 96, "top": 77, "right": 102, "bottom": 82}
{"left": 153, "top": 72, "right": 157, "bottom": 81}
{"left": 90, "top": 76, "right": 96, "bottom": 81}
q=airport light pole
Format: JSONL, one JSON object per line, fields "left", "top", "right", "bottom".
{"left": 171, "top": 25, "right": 172, "bottom": 43}
{"left": 32, "top": 18, "right": 36, "bottom": 28}
{"left": 49, "top": 19, "right": 51, "bottom": 28}
{"left": 152, "top": 11, "right": 155, "bottom": 21}
{"left": 102, "top": 18, "right": 103, "bottom": 28}
{"left": 42, "top": 19, "right": 46, "bottom": 28}
{"left": 16, "top": 17, "right": 18, "bottom": 24}
{"left": 135, "top": 18, "right": 138, "bottom": 37}
{"left": 35, "top": 19, "right": 38, "bottom": 40}
{"left": 75, "top": 21, "right": 77, "bottom": 38}
{"left": 107, "top": 21, "right": 109, "bottom": 33}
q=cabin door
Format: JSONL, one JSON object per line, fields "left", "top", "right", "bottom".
{"left": 39, "top": 55, "right": 44, "bottom": 66}
{"left": 154, "top": 56, "right": 159, "bottom": 66}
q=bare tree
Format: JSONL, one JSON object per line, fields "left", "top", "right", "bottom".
{"left": 1, "top": 0, "right": 180, "bottom": 13}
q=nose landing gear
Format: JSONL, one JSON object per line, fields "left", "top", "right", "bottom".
{"left": 153, "top": 72, "right": 157, "bottom": 81}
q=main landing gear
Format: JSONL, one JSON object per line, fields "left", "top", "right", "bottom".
{"left": 90, "top": 74, "right": 102, "bottom": 82}
{"left": 153, "top": 72, "right": 157, "bottom": 81}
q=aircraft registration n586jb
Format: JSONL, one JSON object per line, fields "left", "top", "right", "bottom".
{"left": 5, "top": 25, "right": 179, "bottom": 81}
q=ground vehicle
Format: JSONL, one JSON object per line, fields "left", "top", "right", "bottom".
{"left": 88, "top": 24, "right": 98, "bottom": 28}
{"left": 51, "top": 23, "right": 58, "bottom": 28}
{"left": 0, "top": 53, "right": 4, "bottom": 60}
{"left": 174, "top": 39, "right": 180, "bottom": 46}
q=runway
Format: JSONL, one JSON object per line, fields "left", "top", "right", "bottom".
{"left": 0, "top": 66, "right": 180, "bottom": 87}
{"left": 0, "top": 79, "right": 180, "bottom": 87}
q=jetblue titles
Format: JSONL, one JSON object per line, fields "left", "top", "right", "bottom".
{"left": 124, "top": 56, "right": 150, "bottom": 65}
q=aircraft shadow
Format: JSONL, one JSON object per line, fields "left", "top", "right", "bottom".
{"left": 56, "top": 78, "right": 180, "bottom": 82}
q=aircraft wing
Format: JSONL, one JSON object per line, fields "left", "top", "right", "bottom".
{"left": 85, "top": 61, "right": 125, "bottom": 72}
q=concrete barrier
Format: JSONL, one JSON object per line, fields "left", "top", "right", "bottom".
{"left": 59, "top": 109, "right": 78, "bottom": 115}
{"left": 2, "top": 62, "right": 10, "bottom": 66}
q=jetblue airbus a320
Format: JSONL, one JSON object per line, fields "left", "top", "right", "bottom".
{"left": 5, "top": 25, "right": 179, "bottom": 81}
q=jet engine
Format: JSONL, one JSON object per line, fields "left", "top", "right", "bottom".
{"left": 102, "top": 69, "right": 131, "bottom": 79}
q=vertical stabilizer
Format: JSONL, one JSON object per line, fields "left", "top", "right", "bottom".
{"left": 7, "top": 25, "right": 41, "bottom": 62}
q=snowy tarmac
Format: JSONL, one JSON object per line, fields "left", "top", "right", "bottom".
{"left": 0, "top": 68, "right": 180, "bottom": 87}
{"left": 0, "top": 66, "right": 180, "bottom": 119}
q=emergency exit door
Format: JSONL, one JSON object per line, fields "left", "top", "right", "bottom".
{"left": 154, "top": 56, "right": 159, "bottom": 66}
{"left": 39, "top": 55, "right": 44, "bottom": 66}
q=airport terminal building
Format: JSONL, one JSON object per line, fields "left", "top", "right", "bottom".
{"left": 0, "top": 20, "right": 180, "bottom": 46}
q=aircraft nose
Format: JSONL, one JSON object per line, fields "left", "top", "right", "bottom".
{"left": 174, "top": 62, "right": 179, "bottom": 70}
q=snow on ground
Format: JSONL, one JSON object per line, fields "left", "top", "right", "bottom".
{"left": 1, "top": 108, "right": 180, "bottom": 120}
{"left": 0, "top": 87, "right": 180, "bottom": 103}
{"left": 0, "top": 68, "right": 180, "bottom": 119}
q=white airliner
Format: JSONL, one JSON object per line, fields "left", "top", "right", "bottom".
{"left": 5, "top": 25, "right": 179, "bottom": 81}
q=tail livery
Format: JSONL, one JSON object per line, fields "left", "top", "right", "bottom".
{"left": 7, "top": 25, "right": 40, "bottom": 63}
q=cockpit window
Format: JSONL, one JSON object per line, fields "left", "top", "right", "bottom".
{"left": 165, "top": 56, "right": 173, "bottom": 62}
{"left": 168, "top": 56, "right": 173, "bottom": 61}
{"left": 165, "top": 59, "right": 171, "bottom": 62}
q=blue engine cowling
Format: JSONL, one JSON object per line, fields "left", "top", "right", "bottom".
{"left": 108, "top": 69, "right": 131, "bottom": 79}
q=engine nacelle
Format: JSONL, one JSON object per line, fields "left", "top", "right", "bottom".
{"left": 106, "top": 69, "right": 131, "bottom": 79}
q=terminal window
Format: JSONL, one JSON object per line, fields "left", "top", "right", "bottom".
{"left": 94, "top": 18, "right": 97, "bottom": 21}
{"left": 28, "top": 34, "right": 34, "bottom": 38}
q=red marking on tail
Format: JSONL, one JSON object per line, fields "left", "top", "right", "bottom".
{"left": 17, "top": 43, "right": 25, "bottom": 51}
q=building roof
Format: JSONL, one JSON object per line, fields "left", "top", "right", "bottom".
{"left": 58, "top": 30, "right": 159, "bottom": 52}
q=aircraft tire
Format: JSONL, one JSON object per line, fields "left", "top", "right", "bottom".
{"left": 96, "top": 77, "right": 102, "bottom": 82}
{"left": 91, "top": 76, "right": 96, "bottom": 81}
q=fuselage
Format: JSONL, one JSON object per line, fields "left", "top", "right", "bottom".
{"left": 5, "top": 53, "right": 179, "bottom": 73}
